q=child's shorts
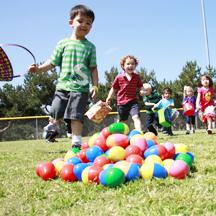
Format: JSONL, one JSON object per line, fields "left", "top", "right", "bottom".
{"left": 50, "top": 90, "right": 89, "bottom": 122}
{"left": 202, "top": 105, "right": 215, "bottom": 123}
{"left": 117, "top": 101, "right": 140, "bottom": 121}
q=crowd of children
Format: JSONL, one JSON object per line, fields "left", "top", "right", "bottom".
{"left": 30, "top": 4, "right": 215, "bottom": 146}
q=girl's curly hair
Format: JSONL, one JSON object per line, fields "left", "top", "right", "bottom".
{"left": 120, "top": 55, "right": 139, "bottom": 70}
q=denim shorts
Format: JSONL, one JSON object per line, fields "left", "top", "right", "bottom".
{"left": 117, "top": 101, "right": 140, "bottom": 121}
{"left": 50, "top": 90, "right": 89, "bottom": 122}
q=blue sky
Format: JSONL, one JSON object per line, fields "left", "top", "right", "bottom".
{"left": 1, "top": 0, "right": 216, "bottom": 86}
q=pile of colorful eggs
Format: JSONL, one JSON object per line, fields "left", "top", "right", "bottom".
{"left": 36, "top": 122, "right": 194, "bottom": 187}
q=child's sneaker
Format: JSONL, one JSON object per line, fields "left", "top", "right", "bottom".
{"left": 190, "top": 130, "right": 195, "bottom": 134}
{"left": 186, "top": 130, "right": 190, "bottom": 135}
{"left": 207, "top": 129, "right": 213, "bottom": 135}
{"left": 71, "top": 142, "right": 81, "bottom": 150}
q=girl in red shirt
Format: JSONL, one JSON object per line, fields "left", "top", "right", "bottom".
{"left": 196, "top": 74, "right": 215, "bottom": 134}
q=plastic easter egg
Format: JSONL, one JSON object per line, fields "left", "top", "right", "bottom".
{"left": 36, "top": 162, "right": 45, "bottom": 177}
{"left": 140, "top": 163, "right": 168, "bottom": 179}
{"left": 126, "top": 154, "right": 143, "bottom": 165}
{"left": 52, "top": 158, "right": 64, "bottom": 166}
{"left": 106, "top": 146, "right": 126, "bottom": 162}
{"left": 174, "top": 143, "right": 188, "bottom": 154}
{"left": 82, "top": 165, "right": 103, "bottom": 184}
{"left": 131, "top": 136, "right": 148, "bottom": 152}
{"left": 81, "top": 142, "right": 89, "bottom": 150}
{"left": 130, "top": 134, "right": 145, "bottom": 145}
{"left": 67, "top": 157, "right": 81, "bottom": 165}
{"left": 169, "top": 160, "right": 189, "bottom": 179}
{"left": 143, "top": 132, "right": 157, "bottom": 142}
{"left": 144, "top": 155, "right": 163, "bottom": 165}
{"left": 126, "top": 163, "right": 140, "bottom": 181}
{"left": 86, "top": 146, "right": 104, "bottom": 162}
{"left": 54, "top": 160, "right": 66, "bottom": 175}
{"left": 160, "top": 142, "right": 175, "bottom": 159}
{"left": 93, "top": 135, "right": 108, "bottom": 152}
{"left": 175, "top": 153, "right": 193, "bottom": 167}
{"left": 73, "top": 163, "right": 89, "bottom": 181}
{"left": 128, "top": 129, "right": 143, "bottom": 140}
{"left": 76, "top": 149, "right": 89, "bottom": 163}
{"left": 114, "top": 160, "right": 130, "bottom": 174}
{"left": 101, "top": 127, "right": 111, "bottom": 139}
{"left": 100, "top": 167, "right": 125, "bottom": 187}
{"left": 114, "top": 161, "right": 140, "bottom": 181}
{"left": 144, "top": 145, "right": 168, "bottom": 160}
{"left": 103, "top": 163, "right": 114, "bottom": 170}
{"left": 109, "top": 122, "right": 129, "bottom": 135}
{"left": 64, "top": 149, "right": 77, "bottom": 161}
{"left": 39, "top": 162, "right": 56, "bottom": 181}
{"left": 186, "top": 152, "right": 194, "bottom": 162}
{"left": 125, "top": 145, "right": 143, "bottom": 157}
{"left": 162, "top": 159, "right": 175, "bottom": 175}
{"left": 60, "top": 164, "right": 77, "bottom": 182}
{"left": 106, "top": 133, "right": 129, "bottom": 148}
{"left": 145, "top": 139, "right": 157, "bottom": 148}
{"left": 93, "top": 155, "right": 110, "bottom": 167}
{"left": 88, "top": 132, "right": 101, "bottom": 147}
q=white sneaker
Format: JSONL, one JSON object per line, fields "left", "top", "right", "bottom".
{"left": 67, "top": 133, "right": 72, "bottom": 138}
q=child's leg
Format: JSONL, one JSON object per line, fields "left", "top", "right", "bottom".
{"left": 71, "top": 120, "right": 83, "bottom": 146}
{"left": 185, "top": 116, "right": 190, "bottom": 134}
{"left": 132, "top": 114, "right": 142, "bottom": 131}
{"left": 129, "top": 102, "right": 142, "bottom": 131}
{"left": 146, "top": 113, "right": 157, "bottom": 135}
{"left": 207, "top": 117, "right": 213, "bottom": 134}
{"left": 190, "top": 116, "right": 195, "bottom": 133}
{"left": 64, "top": 92, "right": 89, "bottom": 148}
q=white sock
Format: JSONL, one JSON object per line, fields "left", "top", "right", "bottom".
{"left": 72, "top": 135, "right": 82, "bottom": 145}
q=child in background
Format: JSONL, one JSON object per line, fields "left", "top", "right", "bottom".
{"left": 143, "top": 83, "right": 162, "bottom": 135}
{"left": 106, "top": 55, "right": 145, "bottom": 131}
{"left": 28, "top": 5, "right": 98, "bottom": 149}
{"left": 196, "top": 75, "right": 215, "bottom": 134}
{"left": 152, "top": 87, "right": 174, "bottom": 136}
{"left": 183, "top": 86, "right": 196, "bottom": 134}
{"left": 43, "top": 117, "right": 59, "bottom": 142}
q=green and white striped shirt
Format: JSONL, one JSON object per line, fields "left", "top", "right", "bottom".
{"left": 50, "top": 38, "right": 97, "bottom": 92}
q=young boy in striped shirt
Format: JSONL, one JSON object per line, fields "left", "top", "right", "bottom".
{"left": 28, "top": 5, "right": 98, "bottom": 149}
{"left": 106, "top": 55, "right": 145, "bottom": 131}
{"left": 143, "top": 83, "right": 162, "bottom": 135}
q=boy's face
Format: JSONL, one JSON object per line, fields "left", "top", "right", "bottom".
{"left": 123, "top": 58, "right": 136, "bottom": 74}
{"left": 143, "top": 88, "right": 152, "bottom": 96}
{"left": 163, "top": 92, "right": 171, "bottom": 99}
{"left": 69, "top": 13, "right": 93, "bottom": 39}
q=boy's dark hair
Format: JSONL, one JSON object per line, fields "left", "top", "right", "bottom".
{"left": 162, "top": 87, "right": 172, "bottom": 95}
{"left": 198, "top": 74, "right": 213, "bottom": 87}
{"left": 70, "top": 5, "right": 95, "bottom": 23}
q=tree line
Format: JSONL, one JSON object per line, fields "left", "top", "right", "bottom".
{"left": 0, "top": 61, "right": 216, "bottom": 118}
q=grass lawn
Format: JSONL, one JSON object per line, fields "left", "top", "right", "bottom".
{"left": 0, "top": 130, "right": 216, "bottom": 216}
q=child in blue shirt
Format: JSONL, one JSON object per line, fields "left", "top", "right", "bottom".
{"left": 152, "top": 87, "right": 174, "bottom": 136}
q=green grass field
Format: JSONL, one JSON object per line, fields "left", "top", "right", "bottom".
{"left": 0, "top": 130, "right": 216, "bottom": 216}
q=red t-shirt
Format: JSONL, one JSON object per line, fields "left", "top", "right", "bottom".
{"left": 112, "top": 72, "right": 143, "bottom": 105}
{"left": 198, "top": 86, "right": 214, "bottom": 111}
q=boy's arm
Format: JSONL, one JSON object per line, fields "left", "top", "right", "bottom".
{"left": 90, "top": 67, "right": 99, "bottom": 100}
{"left": 28, "top": 60, "right": 55, "bottom": 73}
{"left": 106, "top": 87, "right": 115, "bottom": 104}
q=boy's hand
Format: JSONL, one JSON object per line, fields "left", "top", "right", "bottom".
{"left": 140, "top": 90, "right": 145, "bottom": 96}
{"left": 28, "top": 64, "right": 38, "bottom": 73}
{"left": 105, "top": 98, "right": 111, "bottom": 105}
{"left": 90, "top": 86, "right": 98, "bottom": 101}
